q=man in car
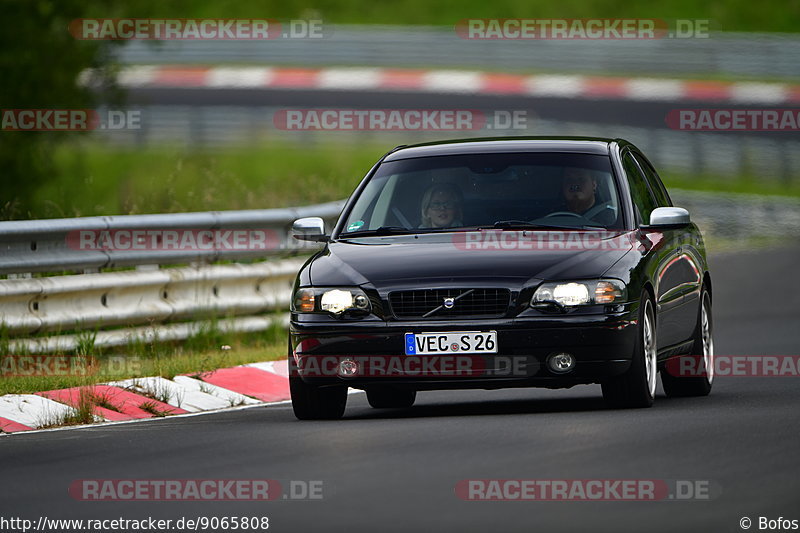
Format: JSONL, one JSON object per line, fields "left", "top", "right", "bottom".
{"left": 559, "top": 167, "right": 616, "bottom": 225}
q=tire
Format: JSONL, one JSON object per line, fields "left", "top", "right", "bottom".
{"left": 662, "top": 288, "right": 713, "bottom": 397}
{"left": 288, "top": 335, "right": 347, "bottom": 420}
{"left": 602, "top": 292, "right": 657, "bottom": 408}
{"left": 366, "top": 386, "right": 416, "bottom": 409}
{"left": 290, "top": 377, "right": 347, "bottom": 420}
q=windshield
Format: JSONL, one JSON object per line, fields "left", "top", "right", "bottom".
{"left": 340, "top": 152, "right": 623, "bottom": 235}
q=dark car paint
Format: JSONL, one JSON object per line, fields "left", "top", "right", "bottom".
{"left": 290, "top": 137, "right": 710, "bottom": 389}
{"left": 308, "top": 233, "right": 632, "bottom": 286}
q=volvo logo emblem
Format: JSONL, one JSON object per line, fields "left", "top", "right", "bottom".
{"left": 421, "top": 290, "right": 473, "bottom": 318}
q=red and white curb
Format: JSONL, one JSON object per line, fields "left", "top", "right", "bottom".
{"left": 0, "top": 395, "right": 83, "bottom": 431}
{"left": 0, "top": 359, "right": 294, "bottom": 434}
{"left": 84, "top": 65, "right": 800, "bottom": 104}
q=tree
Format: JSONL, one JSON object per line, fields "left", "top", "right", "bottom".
{"left": 0, "top": 0, "right": 126, "bottom": 219}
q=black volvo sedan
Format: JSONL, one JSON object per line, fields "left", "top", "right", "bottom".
{"left": 288, "top": 137, "right": 714, "bottom": 419}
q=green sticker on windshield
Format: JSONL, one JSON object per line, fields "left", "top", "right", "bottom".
{"left": 347, "top": 220, "right": 365, "bottom": 231}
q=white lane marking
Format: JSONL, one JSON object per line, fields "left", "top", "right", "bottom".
{"left": 625, "top": 78, "right": 686, "bottom": 100}
{"left": 318, "top": 68, "right": 383, "bottom": 90}
{"left": 730, "top": 82, "right": 789, "bottom": 104}
{"left": 118, "top": 66, "right": 160, "bottom": 87}
{"left": 422, "top": 71, "right": 483, "bottom": 93}
{"left": 525, "top": 75, "right": 587, "bottom": 97}
{"left": 206, "top": 67, "right": 274, "bottom": 88}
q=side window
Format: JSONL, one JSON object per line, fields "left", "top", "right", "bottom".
{"left": 622, "top": 152, "right": 658, "bottom": 225}
{"left": 632, "top": 153, "right": 671, "bottom": 207}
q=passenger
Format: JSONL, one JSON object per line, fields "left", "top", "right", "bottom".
{"left": 419, "top": 183, "right": 464, "bottom": 228}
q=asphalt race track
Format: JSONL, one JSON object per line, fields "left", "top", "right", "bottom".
{"left": 2, "top": 246, "right": 799, "bottom": 532}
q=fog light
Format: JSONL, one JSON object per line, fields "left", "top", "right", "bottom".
{"left": 547, "top": 352, "right": 576, "bottom": 373}
{"left": 338, "top": 357, "right": 359, "bottom": 377}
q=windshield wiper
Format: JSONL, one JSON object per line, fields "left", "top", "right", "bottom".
{"left": 478, "top": 221, "right": 606, "bottom": 231}
{"left": 478, "top": 221, "right": 562, "bottom": 230}
{"left": 477, "top": 220, "right": 539, "bottom": 230}
{"left": 340, "top": 226, "right": 414, "bottom": 237}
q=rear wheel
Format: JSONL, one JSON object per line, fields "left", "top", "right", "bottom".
{"left": 366, "top": 386, "right": 416, "bottom": 408}
{"left": 602, "top": 293, "right": 657, "bottom": 408}
{"left": 662, "top": 289, "right": 713, "bottom": 397}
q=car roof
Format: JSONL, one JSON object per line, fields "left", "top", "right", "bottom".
{"left": 382, "top": 137, "right": 620, "bottom": 161}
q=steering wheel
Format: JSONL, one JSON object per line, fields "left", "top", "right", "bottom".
{"left": 544, "top": 211, "right": 584, "bottom": 219}
{"left": 582, "top": 203, "right": 616, "bottom": 222}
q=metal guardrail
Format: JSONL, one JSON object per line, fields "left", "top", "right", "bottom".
{"left": 113, "top": 26, "right": 800, "bottom": 79}
{"left": 4, "top": 262, "right": 301, "bottom": 353}
{"left": 670, "top": 189, "right": 800, "bottom": 239}
{"left": 0, "top": 260, "right": 304, "bottom": 335}
{"left": 0, "top": 201, "right": 344, "bottom": 352}
{"left": 0, "top": 201, "right": 344, "bottom": 275}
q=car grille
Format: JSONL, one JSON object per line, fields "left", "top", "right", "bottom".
{"left": 389, "top": 288, "right": 510, "bottom": 319}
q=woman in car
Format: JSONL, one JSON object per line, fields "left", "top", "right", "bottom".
{"left": 419, "top": 183, "right": 464, "bottom": 228}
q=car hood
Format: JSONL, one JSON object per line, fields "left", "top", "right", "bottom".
{"left": 309, "top": 231, "right": 634, "bottom": 289}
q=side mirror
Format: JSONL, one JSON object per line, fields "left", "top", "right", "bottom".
{"left": 648, "top": 207, "right": 690, "bottom": 227}
{"left": 292, "top": 217, "right": 328, "bottom": 242}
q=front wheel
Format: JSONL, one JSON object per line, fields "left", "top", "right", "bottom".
{"left": 290, "top": 377, "right": 347, "bottom": 420}
{"left": 662, "top": 288, "right": 713, "bottom": 397}
{"left": 602, "top": 293, "right": 657, "bottom": 408}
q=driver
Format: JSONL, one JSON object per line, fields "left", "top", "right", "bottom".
{"left": 558, "top": 167, "right": 615, "bottom": 225}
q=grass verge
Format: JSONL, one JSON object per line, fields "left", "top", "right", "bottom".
{"left": 18, "top": 139, "right": 800, "bottom": 219}
{"left": 106, "top": 0, "right": 800, "bottom": 33}
{"left": 29, "top": 139, "right": 383, "bottom": 219}
{"left": 0, "top": 320, "right": 288, "bottom": 397}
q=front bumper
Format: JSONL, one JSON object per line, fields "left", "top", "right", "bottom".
{"left": 290, "top": 309, "right": 638, "bottom": 390}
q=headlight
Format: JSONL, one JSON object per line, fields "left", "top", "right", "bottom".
{"left": 531, "top": 279, "right": 626, "bottom": 308}
{"left": 292, "top": 287, "right": 372, "bottom": 316}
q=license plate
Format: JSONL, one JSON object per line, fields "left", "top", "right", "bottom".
{"left": 404, "top": 331, "right": 498, "bottom": 355}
